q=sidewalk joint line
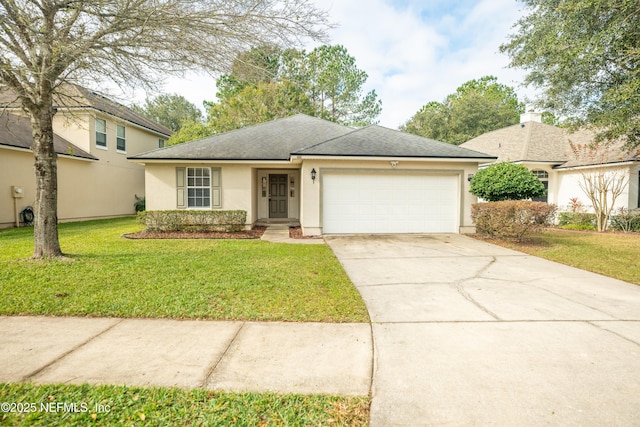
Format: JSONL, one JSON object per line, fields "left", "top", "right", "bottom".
{"left": 200, "top": 322, "right": 245, "bottom": 387}
{"left": 22, "top": 318, "right": 124, "bottom": 381}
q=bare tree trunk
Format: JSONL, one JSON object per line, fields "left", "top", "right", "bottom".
{"left": 30, "top": 104, "right": 63, "bottom": 258}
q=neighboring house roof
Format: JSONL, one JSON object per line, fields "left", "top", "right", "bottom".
{"left": 294, "top": 124, "right": 495, "bottom": 159}
{"left": 0, "top": 113, "right": 97, "bottom": 160}
{"left": 130, "top": 114, "right": 497, "bottom": 162}
{"left": 460, "top": 120, "right": 638, "bottom": 169}
{"left": 0, "top": 84, "right": 172, "bottom": 137}
{"left": 460, "top": 121, "right": 568, "bottom": 164}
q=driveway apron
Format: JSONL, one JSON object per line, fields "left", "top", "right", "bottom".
{"left": 325, "top": 234, "right": 640, "bottom": 427}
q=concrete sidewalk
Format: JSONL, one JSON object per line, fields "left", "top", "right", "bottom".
{"left": 0, "top": 317, "right": 371, "bottom": 396}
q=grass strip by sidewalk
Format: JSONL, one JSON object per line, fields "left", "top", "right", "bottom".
{"left": 0, "top": 217, "right": 369, "bottom": 322}
{"left": 0, "top": 383, "right": 369, "bottom": 426}
{"left": 480, "top": 229, "right": 640, "bottom": 285}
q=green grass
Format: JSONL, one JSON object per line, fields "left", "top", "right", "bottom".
{"left": 0, "top": 383, "right": 369, "bottom": 426}
{"left": 482, "top": 229, "right": 640, "bottom": 285}
{"left": 0, "top": 218, "right": 369, "bottom": 322}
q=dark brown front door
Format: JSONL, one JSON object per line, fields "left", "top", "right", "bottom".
{"left": 269, "top": 174, "right": 288, "bottom": 218}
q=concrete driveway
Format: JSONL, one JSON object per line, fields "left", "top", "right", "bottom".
{"left": 325, "top": 234, "right": 640, "bottom": 427}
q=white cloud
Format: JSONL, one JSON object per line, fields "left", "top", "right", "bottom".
{"left": 154, "top": 0, "right": 535, "bottom": 129}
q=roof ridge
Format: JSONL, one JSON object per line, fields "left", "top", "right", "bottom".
{"left": 293, "top": 123, "right": 362, "bottom": 152}
{"left": 520, "top": 120, "right": 535, "bottom": 160}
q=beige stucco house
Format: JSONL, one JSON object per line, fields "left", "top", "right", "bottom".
{"left": 129, "top": 114, "right": 496, "bottom": 235}
{"left": 460, "top": 112, "right": 640, "bottom": 212}
{"left": 0, "top": 86, "right": 171, "bottom": 228}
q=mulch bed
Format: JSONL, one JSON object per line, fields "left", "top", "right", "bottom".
{"left": 125, "top": 226, "right": 324, "bottom": 240}
{"left": 124, "top": 226, "right": 267, "bottom": 240}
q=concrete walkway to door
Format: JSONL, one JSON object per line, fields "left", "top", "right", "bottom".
{"left": 325, "top": 234, "right": 640, "bottom": 427}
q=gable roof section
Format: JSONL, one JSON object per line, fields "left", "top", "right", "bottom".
{"left": 460, "top": 121, "right": 569, "bottom": 164}
{"left": 294, "top": 125, "right": 496, "bottom": 159}
{"left": 130, "top": 114, "right": 354, "bottom": 161}
{"left": 460, "top": 120, "right": 639, "bottom": 168}
{"left": 0, "top": 85, "right": 172, "bottom": 137}
{"left": 0, "top": 113, "right": 96, "bottom": 160}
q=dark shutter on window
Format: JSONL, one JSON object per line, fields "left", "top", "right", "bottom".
{"left": 176, "top": 167, "right": 186, "bottom": 209}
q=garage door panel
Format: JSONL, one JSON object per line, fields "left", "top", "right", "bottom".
{"left": 323, "top": 172, "right": 459, "bottom": 234}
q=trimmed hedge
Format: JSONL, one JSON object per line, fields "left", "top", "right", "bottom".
{"left": 557, "top": 212, "right": 597, "bottom": 230}
{"left": 472, "top": 201, "right": 557, "bottom": 241}
{"left": 138, "top": 210, "right": 247, "bottom": 232}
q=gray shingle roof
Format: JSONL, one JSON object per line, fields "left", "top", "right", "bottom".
{"left": 294, "top": 125, "right": 496, "bottom": 159}
{"left": 460, "top": 120, "right": 638, "bottom": 168}
{"left": 0, "top": 85, "right": 172, "bottom": 137}
{"left": 460, "top": 121, "right": 569, "bottom": 164}
{"left": 0, "top": 113, "right": 96, "bottom": 160}
{"left": 131, "top": 115, "right": 496, "bottom": 161}
{"left": 130, "top": 114, "right": 354, "bottom": 160}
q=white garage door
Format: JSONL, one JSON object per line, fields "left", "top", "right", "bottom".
{"left": 322, "top": 172, "right": 459, "bottom": 234}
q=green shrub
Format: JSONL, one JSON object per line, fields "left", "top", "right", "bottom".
{"left": 472, "top": 201, "right": 557, "bottom": 241}
{"left": 557, "top": 212, "right": 596, "bottom": 230}
{"left": 138, "top": 210, "right": 247, "bottom": 232}
{"left": 134, "top": 195, "right": 146, "bottom": 212}
{"left": 470, "top": 162, "right": 547, "bottom": 201}
{"left": 610, "top": 208, "right": 640, "bottom": 232}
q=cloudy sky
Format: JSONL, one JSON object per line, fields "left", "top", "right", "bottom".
{"left": 159, "top": 0, "right": 534, "bottom": 129}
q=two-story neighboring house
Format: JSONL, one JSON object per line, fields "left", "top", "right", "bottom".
{"left": 0, "top": 85, "right": 171, "bottom": 228}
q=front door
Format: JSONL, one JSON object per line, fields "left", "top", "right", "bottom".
{"left": 269, "top": 174, "right": 288, "bottom": 218}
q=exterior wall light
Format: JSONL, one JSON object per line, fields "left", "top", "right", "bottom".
{"left": 311, "top": 168, "right": 317, "bottom": 183}
{"left": 467, "top": 174, "right": 475, "bottom": 182}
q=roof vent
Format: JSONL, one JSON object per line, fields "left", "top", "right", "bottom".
{"left": 520, "top": 111, "right": 542, "bottom": 123}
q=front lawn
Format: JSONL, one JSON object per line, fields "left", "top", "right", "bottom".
{"left": 0, "top": 383, "right": 369, "bottom": 426}
{"left": 480, "top": 229, "right": 640, "bottom": 285}
{"left": 0, "top": 218, "right": 369, "bottom": 322}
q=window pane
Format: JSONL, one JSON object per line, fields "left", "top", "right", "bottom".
{"left": 96, "top": 118, "right": 106, "bottom": 133}
{"left": 186, "top": 167, "right": 212, "bottom": 209}
{"left": 96, "top": 133, "right": 106, "bottom": 146}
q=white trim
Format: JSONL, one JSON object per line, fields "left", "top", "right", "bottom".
{"left": 186, "top": 166, "right": 212, "bottom": 209}
{"left": 95, "top": 117, "right": 107, "bottom": 149}
{"left": 128, "top": 159, "right": 296, "bottom": 165}
{"left": 295, "top": 155, "right": 494, "bottom": 163}
{"left": 556, "top": 161, "right": 636, "bottom": 172}
{"left": 130, "top": 156, "right": 491, "bottom": 165}
{"left": 116, "top": 124, "right": 126, "bottom": 153}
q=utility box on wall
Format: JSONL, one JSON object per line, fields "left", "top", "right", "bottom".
{"left": 11, "top": 186, "right": 24, "bottom": 199}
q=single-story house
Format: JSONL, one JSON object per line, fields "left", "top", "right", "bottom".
{"left": 0, "top": 85, "right": 171, "bottom": 228}
{"left": 460, "top": 112, "right": 640, "bottom": 211}
{"left": 129, "top": 114, "right": 496, "bottom": 235}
